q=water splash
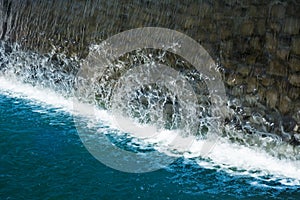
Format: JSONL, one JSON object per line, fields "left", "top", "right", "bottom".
{"left": 0, "top": 41, "right": 300, "bottom": 185}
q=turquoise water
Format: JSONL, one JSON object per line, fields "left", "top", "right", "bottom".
{"left": 1, "top": 89, "right": 299, "bottom": 199}
{"left": 0, "top": 41, "right": 299, "bottom": 200}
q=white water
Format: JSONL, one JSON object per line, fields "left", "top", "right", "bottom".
{"left": 0, "top": 75, "right": 300, "bottom": 186}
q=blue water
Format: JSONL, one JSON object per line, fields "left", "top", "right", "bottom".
{"left": 1, "top": 92, "right": 300, "bottom": 199}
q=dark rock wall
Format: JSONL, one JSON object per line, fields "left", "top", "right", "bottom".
{"left": 0, "top": 0, "right": 299, "bottom": 134}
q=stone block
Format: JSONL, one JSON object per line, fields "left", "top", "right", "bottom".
{"left": 289, "top": 74, "right": 300, "bottom": 87}
{"left": 240, "top": 21, "right": 254, "bottom": 36}
{"left": 284, "top": 18, "right": 300, "bottom": 35}
{"left": 276, "top": 48, "right": 290, "bottom": 60}
{"left": 220, "top": 26, "right": 232, "bottom": 40}
{"left": 266, "top": 88, "right": 278, "bottom": 108}
{"left": 288, "top": 86, "right": 300, "bottom": 100}
{"left": 184, "top": 17, "right": 196, "bottom": 29}
{"left": 188, "top": 3, "right": 200, "bottom": 16}
{"left": 209, "top": 33, "right": 219, "bottom": 43}
{"left": 292, "top": 37, "right": 300, "bottom": 55}
{"left": 246, "top": 55, "right": 257, "bottom": 65}
{"left": 250, "top": 37, "right": 261, "bottom": 50}
{"left": 222, "top": 60, "right": 237, "bottom": 71}
{"left": 289, "top": 56, "right": 300, "bottom": 72}
{"left": 260, "top": 76, "right": 274, "bottom": 87}
{"left": 237, "top": 65, "right": 251, "bottom": 77}
{"left": 266, "top": 32, "right": 277, "bottom": 52}
{"left": 246, "top": 77, "right": 258, "bottom": 94}
{"left": 220, "top": 41, "right": 233, "bottom": 57}
{"left": 278, "top": 36, "right": 292, "bottom": 48}
{"left": 252, "top": 65, "right": 266, "bottom": 77}
{"left": 279, "top": 96, "right": 292, "bottom": 114}
{"left": 267, "top": 59, "right": 287, "bottom": 77}
{"left": 200, "top": 19, "right": 216, "bottom": 33}
{"left": 257, "top": 20, "right": 266, "bottom": 35}
{"left": 286, "top": 2, "right": 300, "bottom": 17}
{"left": 270, "top": 4, "right": 286, "bottom": 19}
{"left": 255, "top": 6, "right": 268, "bottom": 18}
{"left": 214, "top": 12, "right": 224, "bottom": 21}
{"left": 200, "top": 2, "right": 213, "bottom": 18}
{"left": 276, "top": 79, "right": 290, "bottom": 94}
{"left": 248, "top": 5, "right": 258, "bottom": 18}
{"left": 270, "top": 22, "right": 282, "bottom": 33}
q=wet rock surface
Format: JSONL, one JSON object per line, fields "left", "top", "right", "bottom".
{"left": 0, "top": 0, "right": 299, "bottom": 143}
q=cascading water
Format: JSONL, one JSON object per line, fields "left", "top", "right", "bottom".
{"left": 1, "top": 39, "right": 300, "bottom": 186}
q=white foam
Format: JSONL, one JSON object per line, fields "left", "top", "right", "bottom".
{"left": 0, "top": 76, "right": 73, "bottom": 112}
{"left": 194, "top": 138, "right": 300, "bottom": 182}
{"left": 1, "top": 75, "right": 300, "bottom": 186}
{"left": 0, "top": 75, "right": 109, "bottom": 121}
